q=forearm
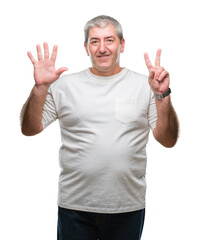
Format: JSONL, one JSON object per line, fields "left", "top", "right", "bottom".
{"left": 21, "top": 84, "right": 50, "bottom": 136}
{"left": 153, "top": 96, "right": 179, "bottom": 148}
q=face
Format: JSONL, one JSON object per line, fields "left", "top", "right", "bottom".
{"left": 84, "top": 24, "right": 125, "bottom": 76}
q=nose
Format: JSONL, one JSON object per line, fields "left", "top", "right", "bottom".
{"left": 99, "top": 41, "right": 106, "bottom": 53}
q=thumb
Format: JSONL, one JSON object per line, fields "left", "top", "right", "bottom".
{"left": 56, "top": 67, "right": 68, "bottom": 77}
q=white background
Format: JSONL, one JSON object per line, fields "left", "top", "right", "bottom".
{"left": 0, "top": 0, "right": 199, "bottom": 239}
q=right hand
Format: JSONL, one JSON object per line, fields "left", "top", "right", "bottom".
{"left": 27, "top": 42, "right": 68, "bottom": 88}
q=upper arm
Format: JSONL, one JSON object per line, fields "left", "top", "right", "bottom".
{"left": 148, "top": 90, "right": 157, "bottom": 131}
{"left": 41, "top": 86, "right": 58, "bottom": 129}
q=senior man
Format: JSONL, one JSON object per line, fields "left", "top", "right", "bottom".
{"left": 21, "top": 15, "right": 179, "bottom": 240}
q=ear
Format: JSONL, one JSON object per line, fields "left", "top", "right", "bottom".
{"left": 120, "top": 38, "right": 125, "bottom": 53}
{"left": 84, "top": 42, "right": 90, "bottom": 56}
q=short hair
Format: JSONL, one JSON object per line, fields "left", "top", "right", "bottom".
{"left": 84, "top": 15, "right": 123, "bottom": 44}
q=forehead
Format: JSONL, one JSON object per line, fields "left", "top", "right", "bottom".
{"left": 88, "top": 24, "right": 118, "bottom": 39}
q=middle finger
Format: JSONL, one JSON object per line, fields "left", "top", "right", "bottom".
{"left": 155, "top": 49, "right": 161, "bottom": 66}
{"left": 43, "top": 42, "right": 49, "bottom": 59}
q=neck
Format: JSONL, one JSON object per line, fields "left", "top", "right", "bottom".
{"left": 89, "top": 66, "right": 123, "bottom": 76}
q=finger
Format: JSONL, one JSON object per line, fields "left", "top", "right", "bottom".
{"left": 43, "top": 42, "right": 49, "bottom": 59}
{"left": 149, "top": 69, "right": 155, "bottom": 80}
{"left": 155, "top": 48, "right": 161, "bottom": 66}
{"left": 157, "top": 70, "right": 169, "bottom": 81}
{"left": 144, "top": 53, "right": 153, "bottom": 71}
{"left": 56, "top": 67, "right": 68, "bottom": 77}
{"left": 50, "top": 45, "right": 58, "bottom": 62}
{"left": 36, "top": 44, "right": 43, "bottom": 61}
{"left": 27, "top": 51, "right": 36, "bottom": 65}
{"left": 155, "top": 66, "right": 165, "bottom": 79}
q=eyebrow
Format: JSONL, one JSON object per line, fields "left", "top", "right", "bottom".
{"left": 89, "top": 36, "right": 116, "bottom": 41}
{"left": 105, "top": 36, "right": 115, "bottom": 39}
{"left": 90, "top": 37, "right": 99, "bottom": 41}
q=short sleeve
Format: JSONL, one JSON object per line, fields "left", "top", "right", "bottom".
{"left": 148, "top": 90, "right": 157, "bottom": 131}
{"left": 42, "top": 86, "right": 58, "bottom": 129}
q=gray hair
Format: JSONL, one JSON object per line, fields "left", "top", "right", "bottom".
{"left": 84, "top": 15, "right": 123, "bottom": 44}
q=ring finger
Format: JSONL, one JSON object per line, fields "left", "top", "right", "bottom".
{"left": 158, "top": 70, "right": 169, "bottom": 81}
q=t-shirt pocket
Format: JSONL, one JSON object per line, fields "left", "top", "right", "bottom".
{"left": 115, "top": 97, "right": 138, "bottom": 124}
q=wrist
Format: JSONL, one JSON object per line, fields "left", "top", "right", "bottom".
{"left": 33, "top": 84, "right": 50, "bottom": 97}
{"left": 34, "top": 83, "right": 50, "bottom": 91}
{"left": 155, "top": 88, "right": 171, "bottom": 100}
{"left": 155, "top": 94, "right": 170, "bottom": 104}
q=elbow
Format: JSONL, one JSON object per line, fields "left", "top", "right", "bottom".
{"left": 21, "top": 127, "right": 37, "bottom": 136}
{"left": 21, "top": 130, "right": 34, "bottom": 136}
{"left": 163, "top": 127, "right": 180, "bottom": 148}
{"left": 161, "top": 139, "right": 177, "bottom": 148}
{"left": 153, "top": 128, "right": 179, "bottom": 148}
{"left": 21, "top": 124, "right": 30, "bottom": 136}
{"left": 21, "top": 124, "right": 43, "bottom": 136}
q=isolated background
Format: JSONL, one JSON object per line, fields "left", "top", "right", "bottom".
{"left": 1, "top": 0, "right": 199, "bottom": 239}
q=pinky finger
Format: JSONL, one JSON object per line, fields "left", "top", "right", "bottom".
{"left": 27, "top": 51, "right": 36, "bottom": 65}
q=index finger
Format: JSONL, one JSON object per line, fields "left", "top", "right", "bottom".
{"left": 144, "top": 52, "right": 153, "bottom": 71}
{"left": 155, "top": 48, "right": 162, "bottom": 66}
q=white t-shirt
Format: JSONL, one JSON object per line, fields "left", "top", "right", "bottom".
{"left": 42, "top": 68, "right": 157, "bottom": 213}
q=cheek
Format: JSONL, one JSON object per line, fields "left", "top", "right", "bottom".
{"left": 88, "top": 48, "right": 97, "bottom": 58}
{"left": 117, "top": 45, "right": 122, "bottom": 54}
{"left": 87, "top": 49, "right": 98, "bottom": 63}
{"left": 110, "top": 46, "right": 121, "bottom": 58}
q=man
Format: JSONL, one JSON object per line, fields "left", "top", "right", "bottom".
{"left": 21, "top": 15, "right": 179, "bottom": 240}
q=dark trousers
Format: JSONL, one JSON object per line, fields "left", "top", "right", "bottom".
{"left": 57, "top": 207, "right": 145, "bottom": 240}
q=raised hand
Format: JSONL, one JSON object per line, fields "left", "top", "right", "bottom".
{"left": 27, "top": 42, "right": 68, "bottom": 87}
{"left": 144, "top": 49, "right": 170, "bottom": 95}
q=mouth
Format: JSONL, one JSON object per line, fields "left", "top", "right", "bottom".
{"left": 97, "top": 55, "right": 110, "bottom": 59}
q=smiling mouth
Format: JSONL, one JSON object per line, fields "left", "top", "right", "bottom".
{"left": 97, "top": 55, "right": 110, "bottom": 58}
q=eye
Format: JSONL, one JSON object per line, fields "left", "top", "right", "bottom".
{"left": 106, "top": 39, "right": 114, "bottom": 44}
{"left": 90, "top": 40, "right": 99, "bottom": 45}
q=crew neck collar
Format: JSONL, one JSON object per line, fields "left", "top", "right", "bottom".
{"left": 86, "top": 68, "right": 128, "bottom": 82}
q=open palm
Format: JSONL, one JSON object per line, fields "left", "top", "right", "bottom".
{"left": 27, "top": 42, "right": 68, "bottom": 86}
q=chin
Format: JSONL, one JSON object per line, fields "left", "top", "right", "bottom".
{"left": 97, "top": 66, "right": 112, "bottom": 72}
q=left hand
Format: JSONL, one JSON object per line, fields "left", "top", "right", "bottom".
{"left": 144, "top": 49, "right": 170, "bottom": 95}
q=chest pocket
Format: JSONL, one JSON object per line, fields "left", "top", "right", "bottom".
{"left": 115, "top": 98, "right": 138, "bottom": 124}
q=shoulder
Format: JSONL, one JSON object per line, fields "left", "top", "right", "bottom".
{"left": 50, "top": 69, "right": 88, "bottom": 90}
{"left": 126, "top": 69, "right": 148, "bottom": 82}
{"left": 124, "top": 69, "right": 150, "bottom": 88}
{"left": 125, "top": 69, "right": 153, "bottom": 97}
{"left": 56, "top": 69, "right": 87, "bottom": 84}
